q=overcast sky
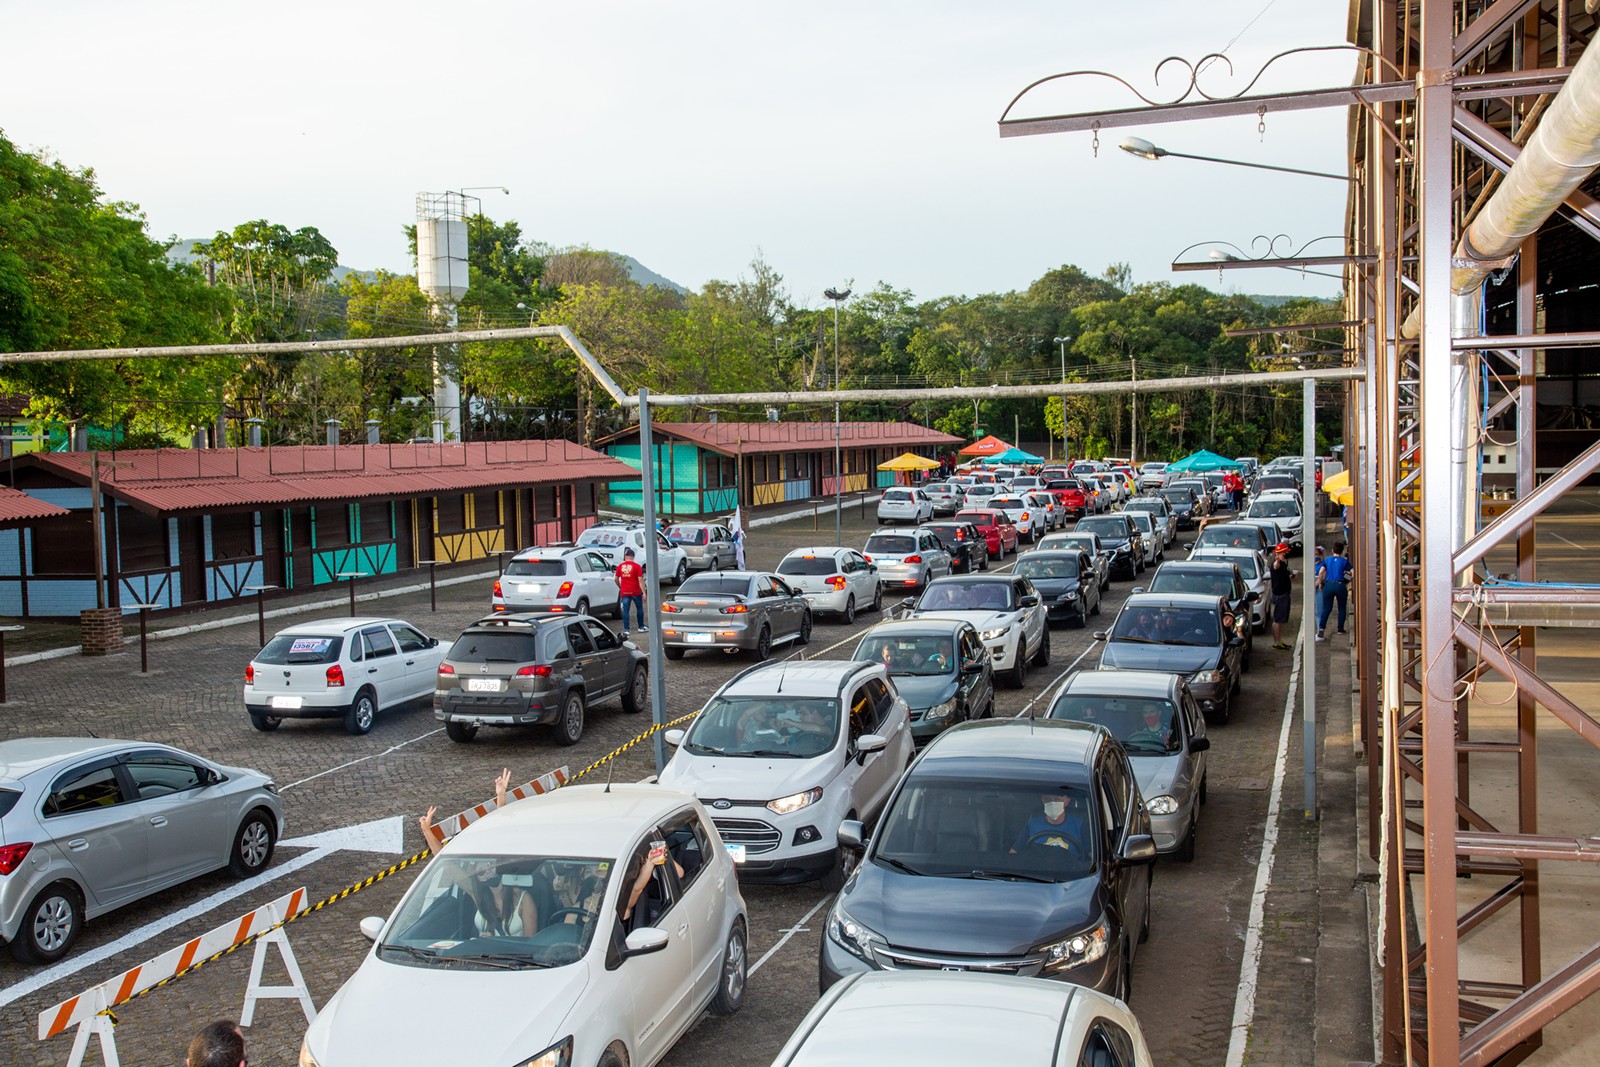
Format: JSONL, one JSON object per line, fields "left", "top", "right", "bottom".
{"left": 8, "top": 1, "right": 1353, "bottom": 308}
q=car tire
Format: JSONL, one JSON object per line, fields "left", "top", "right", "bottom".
{"left": 674, "top": 559, "right": 688, "bottom": 585}
{"left": 797, "top": 612, "right": 813, "bottom": 645}
{"left": 10, "top": 883, "right": 82, "bottom": 965}
{"left": 574, "top": 597, "right": 590, "bottom": 618}
{"left": 1199, "top": 774, "right": 1208, "bottom": 805}
{"left": 709, "top": 919, "right": 748, "bottom": 1015}
{"left": 1090, "top": 593, "right": 1102, "bottom": 617}
{"left": 553, "top": 690, "right": 586, "bottom": 746}
{"left": 1117, "top": 943, "right": 1133, "bottom": 1003}
{"left": 1004, "top": 638, "right": 1028, "bottom": 689}
{"left": 249, "top": 712, "right": 281, "bottom": 732}
{"left": 664, "top": 647, "right": 686, "bottom": 661}
{"left": 1139, "top": 878, "right": 1153, "bottom": 942}
{"left": 620, "top": 662, "right": 648, "bottom": 714}
{"left": 871, "top": 584, "right": 883, "bottom": 612}
{"left": 344, "top": 689, "right": 377, "bottom": 735}
{"left": 445, "top": 720, "right": 479, "bottom": 742}
{"left": 842, "top": 595, "right": 855, "bottom": 625}
{"left": 978, "top": 551, "right": 989, "bottom": 571}
{"left": 1033, "top": 627, "right": 1050, "bottom": 666}
{"left": 820, "top": 837, "right": 859, "bottom": 892}
{"left": 751, "top": 627, "right": 772, "bottom": 661}
{"left": 1177, "top": 820, "right": 1197, "bottom": 863}
{"left": 598, "top": 1051, "right": 624, "bottom": 1067}
{"left": 228, "top": 809, "right": 277, "bottom": 878}
{"left": 1212, "top": 693, "right": 1231, "bottom": 726}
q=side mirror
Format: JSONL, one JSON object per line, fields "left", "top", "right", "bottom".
{"left": 869, "top": 564, "right": 878, "bottom": 573}
{"left": 1092, "top": 631, "right": 1108, "bottom": 641}
{"left": 623, "top": 928, "right": 670, "bottom": 958}
{"left": 429, "top": 636, "right": 440, "bottom": 648}
{"left": 900, "top": 596, "right": 916, "bottom": 611}
{"left": 1180, "top": 542, "right": 1191, "bottom": 550}
{"left": 1119, "top": 834, "right": 1159, "bottom": 865}
{"left": 1019, "top": 594, "right": 1040, "bottom": 608}
{"left": 1131, "top": 586, "right": 1145, "bottom": 595}
{"left": 1188, "top": 736, "right": 1212, "bottom": 753}
{"left": 360, "top": 916, "right": 385, "bottom": 942}
{"left": 1246, "top": 591, "right": 1261, "bottom": 602}
{"left": 837, "top": 819, "right": 866, "bottom": 851}
{"left": 856, "top": 734, "right": 888, "bottom": 761}
{"left": 961, "top": 658, "right": 984, "bottom": 674}
{"left": 1228, "top": 636, "right": 1246, "bottom": 647}
{"left": 664, "top": 728, "right": 685, "bottom": 747}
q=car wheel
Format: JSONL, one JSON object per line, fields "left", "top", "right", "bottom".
{"left": 978, "top": 551, "right": 989, "bottom": 571}
{"left": 1140, "top": 877, "right": 1154, "bottom": 944}
{"left": 664, "top": 646, "right": 686, "bottom": 661}
{"left": 598, "top": 1052, "right": 624, "bottom": 1067}
{"left": 1090, "top": 591, "right": 1102, "bottom": 617}
{"left": 1177, "top": 819, "right": 1197, "bottom": 863}
{"left": 620, "top": 662, "right": 648, "bottom": 713}
{"left": 553, "top": 690, "right": 586, "bottom": 746}
{"left": 574, "top": 597, "right": 590, "bottom": 618}
{"left": 820, "top": 823, "right": 860, "bottom": 892}
{"left": 249, "top": 712, "right": 281, "bottom": 732}
{"left": 1241, "top": 641, "right": 1252, "bottom": 673}
{"left": 751, "top": 627, "right": 772, "bottom": 661}
{"left": 1231, "top": 669, "right": 1242, "bottom": 695}
{"left": 709, "top": 919, "right": 748, "bottom": 1015}
{"left": 1199, "top": 774, "right": 1208, "bottom": 805}
{"left": 1119, "top": 943, "right": 1134, "bottom": 1002}
{"left": 674, "top": 559, "right": 688, "bottom": 585}
{"left": 1032, "top": 627, "right": 1050, "bottom": 666}
{"left": 871, "top": 584, "right": 883, "bottom": 612}
{"left": 10, "top": 883, "right": 82, "bottom": 965}
{"left": 229, "top": 809, "right": 277, "bottom": 878}
{"left": 344, "top": 689, "right": 377, "bottom": 735}
{"left": 842, "top": 594, "right": 856, "bottom": 625}
{"left": 445, "top": 720, "right": 479, "bottom": 742}
{"left": 1004, "top": 638, "right": 1028, "bottom": 689}
{"left": 1212, "top": 693, "right": 1231, "bottom": 726}
{"left": 797, "top": 612, "right": 813, "bottom": 645}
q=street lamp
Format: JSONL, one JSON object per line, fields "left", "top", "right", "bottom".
{"left": 1052, "top": 336, "right": 1073, "bottom": 463}
{"left": 824, "top": 287, "right": 851, "bottom": 543}
{"left": 1119, "top": 137, "right": 1353, "bottom": 182}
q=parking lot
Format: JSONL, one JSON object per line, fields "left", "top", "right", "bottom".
{"left": 0, "top": 501, "right": 1346, "bottom": 1066}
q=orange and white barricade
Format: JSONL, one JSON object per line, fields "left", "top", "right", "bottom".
{"left": 429, "top": 765, "right": 568, "bottom": 841}
{"left": 37, "top": 887, "right": 312, "bottom": 1067}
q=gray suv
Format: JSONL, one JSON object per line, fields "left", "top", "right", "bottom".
{"left": 435, "top": 613, "right": 648, "bottom": 745}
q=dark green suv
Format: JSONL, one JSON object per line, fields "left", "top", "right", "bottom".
{"left": 434, "top": 613, "right": 649, "bottom": 745}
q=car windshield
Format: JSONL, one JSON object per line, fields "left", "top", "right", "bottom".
{"left": 504, "top": 559, "right": 566, "bottom": 577}
{"left": 778, "top": 556, "right": 839, "bottom": 576}
{"left": 865, "top": 534, "right": 917, "bottom": 555}
{"left": 666, "top": 526, "right": 708, "bottom": 545}
{"left": 925, "top": 483, "right": 952, "bottom": 493}
{"left": 1158, "top": 490, "right": 1191, "bottom": 505}
{"left": 918, "top": 581, "right": 1015, "bottom": 612}
{"left": 1194, "top": 527, "right": 1261, "bottom": 551}
{"left": 1250, "top": 499, "right": 1301, "bottom": 519}
{"left": 1016, "top": 556, "right": 1078, "bottom": 579}
{"left": 682, "top": 695, "right": 839, "bottom": 757}
{"left": 677, "top": 575, "right": 752, "bottom": 597}
{"left": 1048, "top": 696, "right": 1182, "bottom": 755}
{"left": 1050, "top": 479, "right": 1080, "bottom": 490}
{"left": 1204, "top": 553, "right": 1261, "bottom": 579}
{"left": 854, "top": 634, "right": 957, "bottom": 676}
{"left": 1150, "top": 570, "right": 1231, "bottom": 598}
{"left": 872, "top": 776, "right": 1097, "bottom": 881}
{"left": 256, "top": 634, "right": 345, "bottom": 664}
{"left": 1076, "top": 519, "right": 1126, "bottom": 540}
{"left": 378, "top": 855, "right": 612, "bottom": 970}
{"left": 1110, "top": 606, "right": 1221, "bottom": 646}
{"left": 448, "top": 632, "right": 540, "bottom": 663}
{"left": 1125, "top": 500, "right": 1160, "bottom": 512}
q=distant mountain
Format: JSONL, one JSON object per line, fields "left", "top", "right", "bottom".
{"left": 620, "top": 255, "right": 687, "bottom": 294}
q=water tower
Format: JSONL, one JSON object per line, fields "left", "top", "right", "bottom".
{"left": 415, "top": 191, "right": 471, "bottom": 441}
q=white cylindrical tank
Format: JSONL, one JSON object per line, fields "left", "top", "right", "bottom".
{"left": 416, "top": 217, "right": 468, "bottom": 301}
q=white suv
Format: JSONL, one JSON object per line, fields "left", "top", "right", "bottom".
{"left": 576, "top": 522, "right": 691, "bottom": 585}
{"left": 988, "top": 494, "right": 1046, "bottom": 543}
{"left": 661, "top": 661, "right": 913, "bottom": 890}
{"left": 492, "top": 546, "right": 622, "bottom": 617}
{"left": 777, "top": 546, "right": 884, "bottom": 623}
{"left": 1245, "top": 490, "right": 1304, "bottom": 551}
{"left": 906, "top": 574, "right": 1049, "bottom": 689}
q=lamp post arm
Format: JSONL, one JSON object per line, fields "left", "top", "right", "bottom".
{"left": 1159, "top": 149, "right": 1353, "bottom": 183}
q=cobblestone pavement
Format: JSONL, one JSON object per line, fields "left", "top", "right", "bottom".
{"left": 0, "top": 504, "right": 1364, "bottom": 1067}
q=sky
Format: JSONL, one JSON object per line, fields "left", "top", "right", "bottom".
{"left": 6, "top": 1, "right": 1355, "bottom": 309}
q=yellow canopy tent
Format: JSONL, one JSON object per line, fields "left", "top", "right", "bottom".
{"left": 1321, "top": 468, "right": 1354, "bottom": 506}
{"left": 878, "top": 453, "right": 941, "bottom": 471}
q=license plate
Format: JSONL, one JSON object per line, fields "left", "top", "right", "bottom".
{"left": 270, "top": 695, "right": 303, "bottom": 710}
{"left": 517, "top": 583, "right": 541, "bottom": 594}
{"left": 466, "top": 678, "right": 503, "bottom": 692}
{"left": 685, "top": 633, "right": 715, "bottom": 644}
{"left": 725, "top": 843, "right": 746, "bottom": 863}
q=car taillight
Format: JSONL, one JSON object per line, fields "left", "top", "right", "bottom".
{"left": 326, "top": 664, "right": 345, "bottom": 688}
{"left": 905, "top": 555, "right": 923, "bottom": 564}
{"left": 244, "top": 664, "right": 254, "bottom": 686}
{"left": 0, "top": 842, "right": 32, "bottom": 876}
{"left": 516, "top": 665, "right": 553, "bottom": 677}
{"left": 828, "top": 576, "right": 847, "bottom": 590}
{"left": 438, "top": 663, "right": 455, "bottom": 675}
{"left": 721, "top": 603, "right": 750, "bottom": 614}
{"left": 661, "top": 603, "right": 682, "bottom": 613}
{"left": 863, "top": 555, "right": 873, "bottom": 563}
{"left": 493, "top": 580, "right": 503, "bottom": 598}
{"left": 558, "top": 581, "right": 573, "bottom": 598}
{"left": 1020, "top": 512, "right": 1030, "bottom": 521}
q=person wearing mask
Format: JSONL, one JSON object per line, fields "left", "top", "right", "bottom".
{"left": 1126, "top": 703, "right": 1176, "bottom": 751}
{"left": 1316, "top": 541, "right": 1352, "bottom": 640}
{"left": 1010, "top": 792, "right": 1091, "bottom": 854}
{"left": 186, "top": 1020, "right": 246, "bottom": 1067}
{"left": 1270, "top": 543, "right": 1298, "bottom": 650}
{"left": 614, "top": 546, "right": 646, "bottom": 637}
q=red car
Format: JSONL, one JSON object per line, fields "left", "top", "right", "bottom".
{"left": 953, "top": 508, "right": 1019, "bottom": 558}
{"left": 1045, "top": 478, "right": 1089, "bottom": 519}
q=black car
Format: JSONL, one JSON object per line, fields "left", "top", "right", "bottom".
{"left": 1014, "top": 550, "right": 1102, "bottom": 627}
{"left": 851, "top": 618, "right": 996, "bottom": 746}
{"left": 1138, "top": 560, "right": 1257, "bottom": 661}
{"left": 1072, "top": 515, "right": 1145, "bottom": 578}
{"left": 1156, "top": 488, "right": 1199, "bottom": 530}
{"left": 820, "top": 719, "right": 1156, "bottom": 1001}
{"left": 920, "top": 521, "right": 990, "bottom": 574}
{"left": 1095, "top": 592, "right": 1246, "bottom": 724}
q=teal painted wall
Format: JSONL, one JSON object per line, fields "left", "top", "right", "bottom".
{"left": 608, "top": 442, "right": 715, "bottom": 515}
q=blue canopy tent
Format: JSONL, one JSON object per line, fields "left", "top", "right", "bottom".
{"left": 982, "top": 446, "right": 1046, "bottom": 465}
{"left": 1164, "top": 449, "right": 1242, "bottom": 473}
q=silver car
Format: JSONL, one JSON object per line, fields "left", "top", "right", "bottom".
{"left": 1190, "top": 546, "right": 1270, "bottom": 631}
{"left": 665, "top": 522, "right": 737, "bottom": 572}
{"left": 877, "top": 488, "right": 934, "bottom": 525}
{"left": 863, "top": 528, "right": 952, "bottom": 590}
{"left": 921, "top": 482, "right": 966, "bottom": 516}
{"left": 1124, "top": 510, "right": 1163, "bottom": 567}
{"left": 660, "top": 571, "right": 813, "bottom": 660}
{"left": 1046, "top": 669, "right": 1209, "bottom": 861}
{"left": 0, "top": 738, "right": 283, "bottom": 963}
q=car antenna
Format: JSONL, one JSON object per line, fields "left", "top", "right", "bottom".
{"left": 605, "top": 750, "right": 617, "bottom": 793}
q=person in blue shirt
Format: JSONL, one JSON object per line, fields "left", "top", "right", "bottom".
{"left": 1011, "top": 791, "right": 1092, "bottom": 857}
{"left": 1316, "top": 541, "right": 1352, "bottom": 640}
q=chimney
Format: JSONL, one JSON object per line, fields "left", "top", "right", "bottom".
{"left": 325, "top": 419, "right": 341, "bottom": 447}
{"left": 365, "top": 419, "right": 381, "bottom": 445}
{"left": 247, "top": 418, "right": 264, "bottom": 448}
{"left": 192, "top": 427, "right": 208, "bottom": 449}
{"left": 432, "top": 420, "right": 445, "bottom": 444}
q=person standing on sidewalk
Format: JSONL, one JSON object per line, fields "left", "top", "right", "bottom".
{"left": 1269, "top": 542, "right": 1298, "bottom": 650}
{"left": 1316, "top": 542, "right": 1352, "bottom": 640}
{"left": 615, "top": 547, "right": 646, "bottom": 636}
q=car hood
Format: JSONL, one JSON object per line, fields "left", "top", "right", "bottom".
{"left": 846, "top": 862, "right": 1103, "bottom": 957}
{"left": 658, "top": 748, "right": 839, "bottom": 800}
{"left": 1028, "top": 577, "right": 1082, "bottom": 599}
{"left": 1099, "top": 641, "right": 1221, "bottom": 674}
{"left": 1128, "top": 754, "right": 1186, "bottom": 799}
{"left": 888, "top": 673, "right": 959, "bottom": 711}
{"left": 911, "top": 609, "right": 1016, "bottom": 633}
{"left": 305, "top": 956, "right": 588, "bottom": 1065}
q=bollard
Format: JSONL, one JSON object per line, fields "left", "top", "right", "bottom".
{"left": 337, "top": 572, "right": 368, "bottom": 616}
{"left": 0, "top": 625, "right": 20, "bottom": 702}
{"left": 126, "top": 604, "right": 158, "bottom": 673}
{"left": 246, "top": 584, "right": 279, "bottom": 648}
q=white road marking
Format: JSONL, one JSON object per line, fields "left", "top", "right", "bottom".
{"left": 1013, "top": 638, "right": 1101, "bottom": 718}
{"left": 749, "top": 896, "right": 831, "bottom": 977}
{"left": 1224, "top": 631, "right": 1304, "bottom": 1067}
{"left": 279, "top": 728, "right": 444, "bottom": 791}
{"left": 1548, "top": 530, "right": 1584, "bottom": 549}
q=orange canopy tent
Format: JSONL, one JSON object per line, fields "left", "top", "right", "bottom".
{"left": 959, "top": 435, "right": 1011, "bottom": 457}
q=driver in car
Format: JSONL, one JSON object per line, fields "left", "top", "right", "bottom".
{"left": 1010, "top": 792, "right": 1090, "bottom": 854}
{"left": 1126, "top": 704, "right": 1175, "bottom": 750}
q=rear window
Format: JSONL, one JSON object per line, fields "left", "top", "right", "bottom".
{"left": 447, "top": 632, "right": 540, "bottom": 663}
{"left": 504, "top": 559, "right": 566, "bottom": 577}
{"left": 678, "top": 575, "right": 751, "bottom": 596}
{"left": 954, "top": 511, "right": 995, "bottom": 526}
{"left": 257, "top": 634, "right": 345, "bottom": 664}
{"left": 778, "top": 556, "right": 840, "bottom": 576}
{"left": 577, "top": 529, "right": 629, "bottom": 548}
{"left": 883, "top": 490, "right": 913, "bottom": 501}
{"left": 865, "top": 535, "right": 917, "bottom": 554}
{"left": 666, "top": 526, "right": 709, "bottom": 545}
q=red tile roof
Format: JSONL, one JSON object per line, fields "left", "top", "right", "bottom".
{"left": 598, "top": 421, "right": 960, "bottom": 456}
{"left": 22, "top": 442, "right": 636, "bottom": 515}
{"left": 0, "top": 486, "right": 70, "bottom": 525}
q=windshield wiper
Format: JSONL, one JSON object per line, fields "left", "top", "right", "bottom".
{"left": 878, "top": 855, "right": 924, "bottom": 876}
{"left": 379, "top": 943, "right": 443, "bottom": 963}
{"left": 1111, "top": 635, "right": 1160, "bottom": 644}
{"left": 743, "top": 748, "right": 795, "bottom": 758}
{"left": 968, "top": 868, "right": 1056, "bottom": 883}
{"left": 685, "top": 741, "right": 726, "bottom": 755}
{"left": 453, "top": 952, "right": 552, "bottom": 969}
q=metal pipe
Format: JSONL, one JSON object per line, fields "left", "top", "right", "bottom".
{"left": 638, "top": 389, "right": 669, "bottom": 774}
{"left": 1302, "top": 377, "right": 1317, "bottom": 819}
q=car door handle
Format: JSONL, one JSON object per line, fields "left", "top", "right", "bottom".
{"left": 368, "top": 667, "right": 378, "bottom": 673}
{"left": 149, "top": 816, "right": 167, "bottom": 827}
{"left": 67, "top": 839, "right": 88, "bottom": 851}
{"left": 405, "top": 659, "right": 416, "bottom": 666}
{"left": 677, "top": 922, "right": 689, "bottom": 938}
{"left": 716, "top": 877, "right": 726, "bottom": 891}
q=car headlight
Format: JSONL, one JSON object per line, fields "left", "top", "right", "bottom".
{"left": 512, "top": 1036, "right": 574, "bottom": 1067}
{"left": 299, "top": 1040, "right": 323, "bottom": 1067}
{"left": 1038, "top": 916, "right": 1110, "bottom": 972}
{"left": 1191, "top": 669, "right": 1225, "bottom": 684}
{"left": 1146, "top": 794, "right": 1179, "bottom": 816}
{"left": 767, "top": 786, "right": 824, "bottom": 815}
{"left": 981, "top": 626, "right": 1009, "bottom": 641}
{"left": 827, "top": 903, "right": 883, "bottom": 962}
{"left": 1058, "top": 590, "right": 1077, "bottom": 602}
{"left": 925, "top": 698, "right": 957, "bottom": 721}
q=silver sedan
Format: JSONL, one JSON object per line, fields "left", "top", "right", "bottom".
{"left": 659, "top": 571, "right": 814, "bottom": 660}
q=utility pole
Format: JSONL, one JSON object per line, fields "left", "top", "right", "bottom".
{"left": 1130, "top": 357, "right": 1139, "bottom": 464}
{"left": 824, "top": 288, "right": 851, "bottom": 543}
{"left": 1053, "top": 336, "right": 1072, "bottom": 462}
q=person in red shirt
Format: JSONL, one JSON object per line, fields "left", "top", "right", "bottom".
{"left": 615, "top": 546, "right": 646, "bottom": 635}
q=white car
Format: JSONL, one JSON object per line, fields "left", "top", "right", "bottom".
{"left": 299, "top": 784, "right": 747, "bottom": 1067}
{"left": 1027, "top": 490, "right": 1067, "bottom": 531}
{"left": 771, "top": 971, "right": 1155, "bottom": 1066}
{"left": 1123, "top": 511, "right": 1163, "bottom": 567}
{"left": 989, "top": 495, "right": 1046, "bottom": 544}
{"left": 661, "top": 661, "right": 913, "bottom": 890}
{"left": 907, "top": 574, "right": 1049, "bottom": 689}
{"left": 1246, "top": 490, "right": 1304, "bottom": 551}
{"left": 1137, "top": 462, "right": 1169, "bottom": 491}
{"left": 492, "top": 546, "right": 622, "bottom": 618}
{"left": 576, "top": 521, "right": 691, "bottom": 585}
{"left": 877, "top": 488, "right": 934, "bottom": 525}
{"left": 1191, "top": 546, "right": 1270, "bottom": 630}
{"left": 244, "top": 617, "right": 445, "bottom": 735}
{"left": 962, "top": 484, "right": 1001, "bottom": 508}
{"left": 863, "top": 528, "right": 952, "bottom": 590}
{"left": 777, "top": 546, "right": 884, "bottom": 623}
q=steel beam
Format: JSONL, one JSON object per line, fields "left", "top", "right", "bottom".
{"left": 997, "top": 81, "right": 1416, "bottom": 137}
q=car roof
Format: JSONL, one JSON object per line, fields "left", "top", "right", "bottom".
{"left": 1155, "top": 560, "right": 1236, "bottom": 574}
{"left": 448, "top": 783, "right": 696, "bottom": 856}
{"left": 860, "top": 618, "right": 975, "bottom": 639}
{"left": 1121, "top": 592, "right": 1226, "bottom": 610}
{"left": 513, "top": 546, "right": 584, "bottom": 559}
{"left": 0, "top": 737, "right": 145, "bottom": 779}
{"left": 920, "top": 718, "right": 1102, "bottom": 768}
{"left": 784, "top": 546, "right": 854, "bottom": 557}
{"left": 1057, "top": 669, "right": 1183, "bottom": 698}
{"left": 462, "top": 612, "right": 564, "bottom": 631}
{"left": 272, "top": 617, "right": 407, "bottom": 635}
{"left": 927, "top": 574, "right": 1015, "bottom": 585}
{"left": 1256, "top": 488, "right": 1302, "bottom": 499}
{"left": 1018, "top": 549, "right": 1084, "bottom": 559}
{"left": 719, "top": 660, "right": 878, "bottom": 698}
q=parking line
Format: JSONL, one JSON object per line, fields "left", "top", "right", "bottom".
{"left": 1012, "top": 638, "right": 1101, "bottom": 718}
{"left": 279, "top": 727, "right": 444, "bottom": 792}
{"left": 749, "top": 896, "right": 831, "bottom": 977}
{"left": 1224, "top": 631, "right": 1303, "bottom": 1067}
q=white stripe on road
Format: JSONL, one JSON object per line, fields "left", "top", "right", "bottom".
{"left": 1013, "top": 638, "right": 1101, "bottom": 718}
{"left": 279, "top": 728, "right": 444, "bottom": 791}
{"left": 1224, "top": 631, "right": 1304, "bottom": 1067}
{"left": 750, "top": 896, "right": 832, "bottom": 977}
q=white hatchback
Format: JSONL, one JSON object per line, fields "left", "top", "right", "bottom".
{"left": 777, "top": 546, "right": 884, "bottom": 623}
{"left": 876, "top": 488, "right": 934, "bottom": 525}
{"left": 244, "top": 618, "right": 445, "bottom": 735}
{"left": 300, "top": 784, "right": 747, "bottom": 1067}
